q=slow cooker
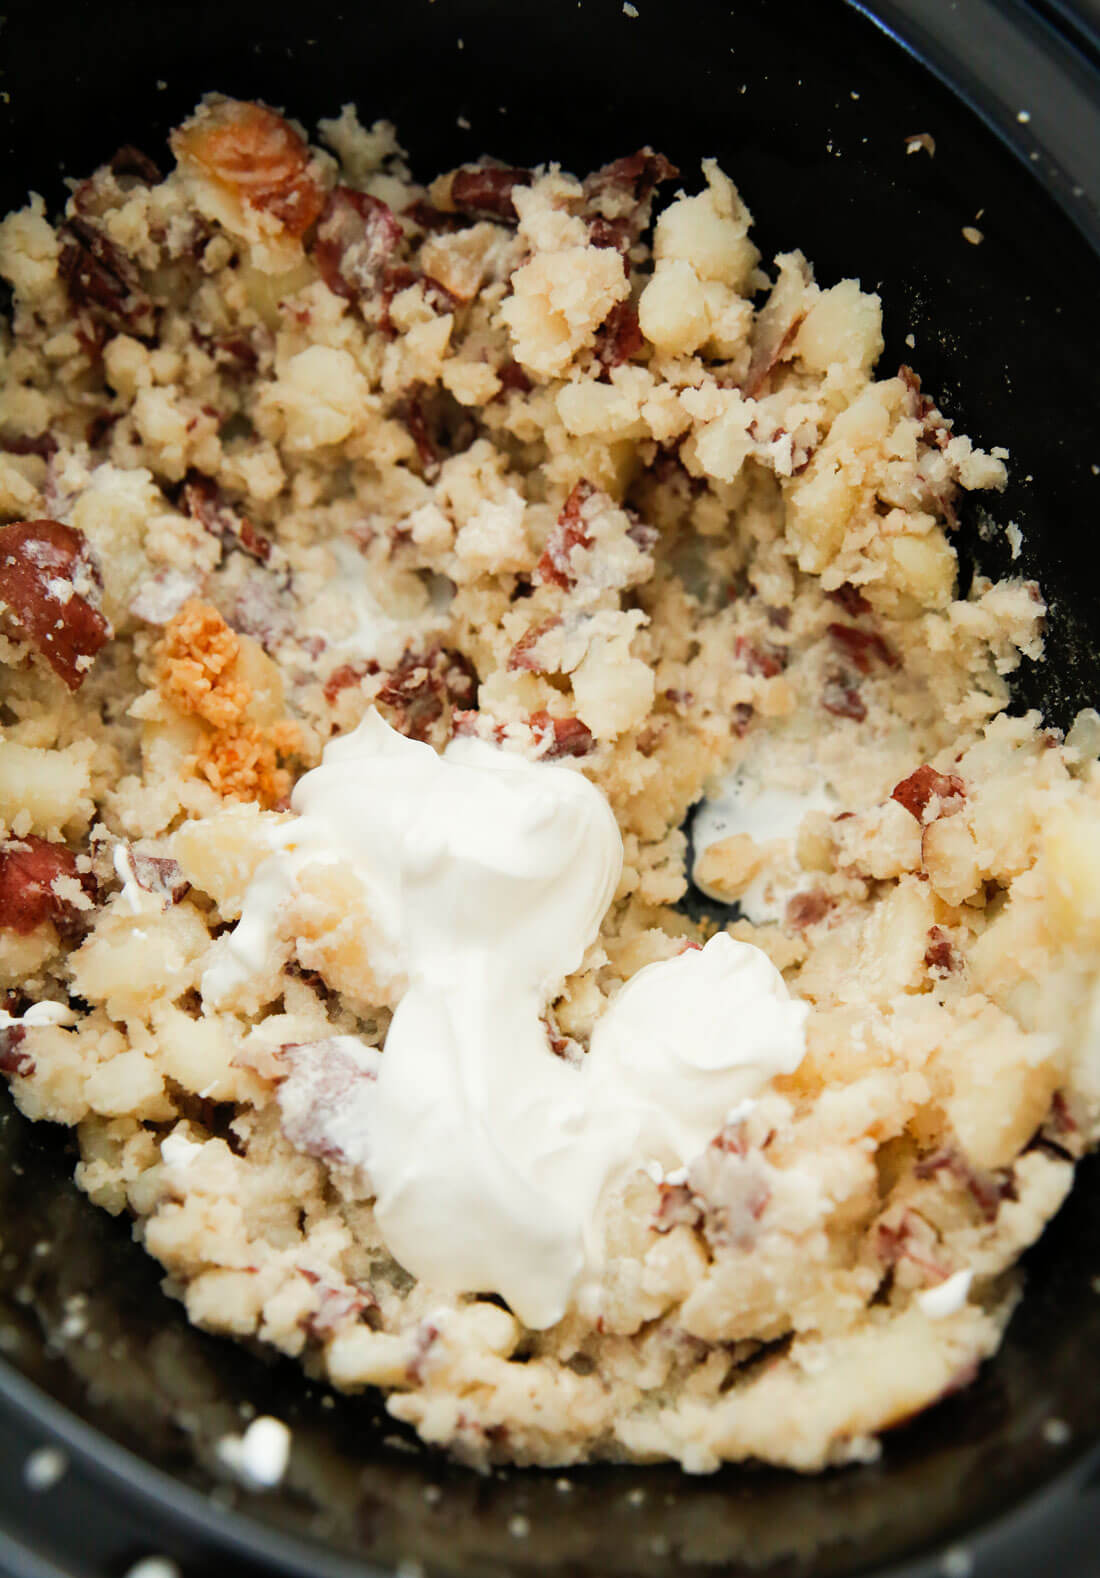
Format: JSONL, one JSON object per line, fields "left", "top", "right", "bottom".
{"left": 2, "top": 1, "right": 1100, "bottom": 1573}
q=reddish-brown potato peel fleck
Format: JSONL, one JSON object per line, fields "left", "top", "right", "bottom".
{"left": 530, "top": 711, "right": 595, "bottom": 759}
{"left": 822, "top": 674, "right": 866, "bottom": 722}
{"left": 892, "top": 765, "right": 966, "bottom": 822}
{"left": 596, "top": 300, "right": 644, "bottom": 368}
{"left": 383, "top": 651, "right": 474, "bottom": 739}
{"left": 183, "top": 474, "right": 273, "bottom": 565}
{"left": 827, "top": 623, "right": 899, "bottom": 674}
{"left": 786, "top": 889, "right": 832, "bottom": 930}
{"left": 313, "top": 186, "right": 404, "bottom": 301}
{"left": 585, "top": 149, "right": 678, "bottom": 203}
{"left": 450, "top": 165, "right": 532, "bottom": 222}
{"left": 536, "top": 480, "right": 597, "bottom": 589}
{"left": 109, "top": 145, "right": 163, "bottom": 185}
{"left": 0, "top": 520, "right": 111, "bottom": 690}
{"left": 735, "top": 636, "right": 787, "bottom": 679}
{"left": 828, "top": 583, "right": 873, "bottom": 618}
{"left": 507, "top": 616, "right": 561, "bottom": 674}
{"left": 276, "top": 1038, "right": 376, "bottom": 1164}
{"left": 58, "top": 216, "right": 155, "bottom": 341}
{"left": 0, "top": 836, "right": 96, "bottom": 941}
{"left": 924, "top": 925, "right": 960, "bottom": 975}
{"left": 0, "top": 1026, "right": 33, "bottom": 1078}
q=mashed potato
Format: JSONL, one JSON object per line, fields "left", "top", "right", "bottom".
{"left": 0, "top": 95, "right": 1097, "bottom": 1472}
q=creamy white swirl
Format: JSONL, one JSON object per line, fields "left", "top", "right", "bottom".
{"left": 204, "top": 711, "right": 807, "bottom": 1327}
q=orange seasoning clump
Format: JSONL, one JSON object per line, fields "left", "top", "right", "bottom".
{"left": 157, "top": 598, "right": 248, "bottom": 726}
{"left": 157, "top": 599, "right": 300, "bottom": 808}
{"left": 191, "top": 717, "right": 301, "bottom": 808}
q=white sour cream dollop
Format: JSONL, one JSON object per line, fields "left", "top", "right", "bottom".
{"left": 203, "top": 711, "right": 807, "bottom": 1327}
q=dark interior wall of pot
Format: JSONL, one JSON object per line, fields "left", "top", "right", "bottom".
{"left": 1, "top": 4, "right": 1100, "bottom": 1578}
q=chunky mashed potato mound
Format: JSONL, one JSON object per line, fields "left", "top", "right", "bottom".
{"left": 1, "top": 95, "right": 1098, "bottom": 1473}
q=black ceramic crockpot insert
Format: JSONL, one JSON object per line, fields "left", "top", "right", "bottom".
{"left": 1, "top": 2, "right": 1100, "bottom": 1576}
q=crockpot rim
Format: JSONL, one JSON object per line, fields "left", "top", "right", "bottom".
{"left": 856, "top": 0, "right": 1100, "bottom": 251}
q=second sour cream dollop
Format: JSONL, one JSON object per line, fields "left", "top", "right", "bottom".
{"left": 204, "top": 711, "right": 808, "bottom": 1328}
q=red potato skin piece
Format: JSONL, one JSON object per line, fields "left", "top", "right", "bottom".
{"left": 451, "top": 709, "right": 594, "bottom": 758}
{"left": 828, "top": 583, "right": 873, "bottom": 618}
{"left": 588, "top": 215, "right": 634, "bottom": 255}
{"left": 507, "top": 616, "right": 561, "bottom": 674}
{"left": 827, "top": 623, "right": 899, "bottom": 674}
{"left": 899, "top": 363, "right": 938, "bottom": 424}
{"left": 892, "top": 765, "right": 966, "bottom": 822}
{"left": 742, "top": 306, "right": 808, "bottom": 400}
{"left": 326, "top": 650, "right": 476, "bottom": 742}
{"left": 653, "top": 1181, "right": 702, "bottom": 1233}
{"left": 323, "top": 660, "right": 377, "bottom": 705}
{"left": 109, "top": 145, "right": 163, "bottom": 184}
{"left": 735, "top": 636, "right": 787, "bottom": 679}
{"left": 0, "top": 835, "right": 96, "bottom": 941}
{"left": 0, "top": 433, "right": 58, "bottom": 461}
{"left": 375, "top": 648, "right": 477, "bottom": 742}
{"left": 129, "top": 852, "right": 190, "bottom": 904}
{"left": 297, "top": 1270, "right": 375, "bottom": 1339}
{"left": 0, "top": 520, "right": 111, "bottom": 690}
{"left": 405, "top": 1320, "right": 441, "bottom": 1383}
{"left": 213, "top": 334, "right": 260, "bottom": 373}
{"left": 822, "top": 674, "right": 866, "bottom": 722}
{"left": 786, "top": 889, "right": 832, "bottom": 930}
{"left": 401, "top": 391, "right": 440, "bottom": 477}
{"left": 0, "top": 1026, "right": 33, "bottom": 1077}
{"left": 450, "top": 166, "right": 532, "bottom": 222}
{"left": 1050, "top": 1090, "right": 1078, "bottom": 1137}
{"left": 731, "top": 701, "right": 754, "bottom": 736}
{"left": 57, "top": 215, "right": 154, "bottom": 341}
{"left": 312, "top": 186, "right": 404, "bottom": 301}
{"left": 924, "top": 925, "right": 959, "bottom": 974}
{"left": 496, "top": 360, "right": 533, "bottom": 396}
{"left": 536, "top": 480, "right": 597, "bottom": 589}
{"left": 376, "top": 265, "right": 458, "bottom": 336}
{"left": 596, "top": 301, "right": 644, "bottom": 368}
{"left": 85, "top": 411, "right": 120, "bottom": 449}
{"left": 584, "top": 150, "right": 678, "bottom": 207}
{"left": 276, "top": 1038, "right": 376, "bottom": 1165}
{"left": 583, "top": 150, "right": 678, "bottom": 260}
{"left": 182, "top": 474, "right": 273, "bottom": 564}
{"left": 403, "top": 199, "right": 464, "bottom": 234}
{"left": 914, "top": 1148, "right": 1015, "bottom": 1221}
{"left": 874, "top": 1213, "right": 950, "bottom": 1280}
{"left": 451, "top": 709, "right": 501, "bottom": 743}
{"left": 530, "top": 711, "right": 594, "bottom": 759}
{"left": 625, "top": 513, "right": 658, "bottom": 553}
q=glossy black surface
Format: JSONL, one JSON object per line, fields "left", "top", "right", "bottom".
{"left": 1, "top": 1, "right": 1100, "bottom": 1574}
